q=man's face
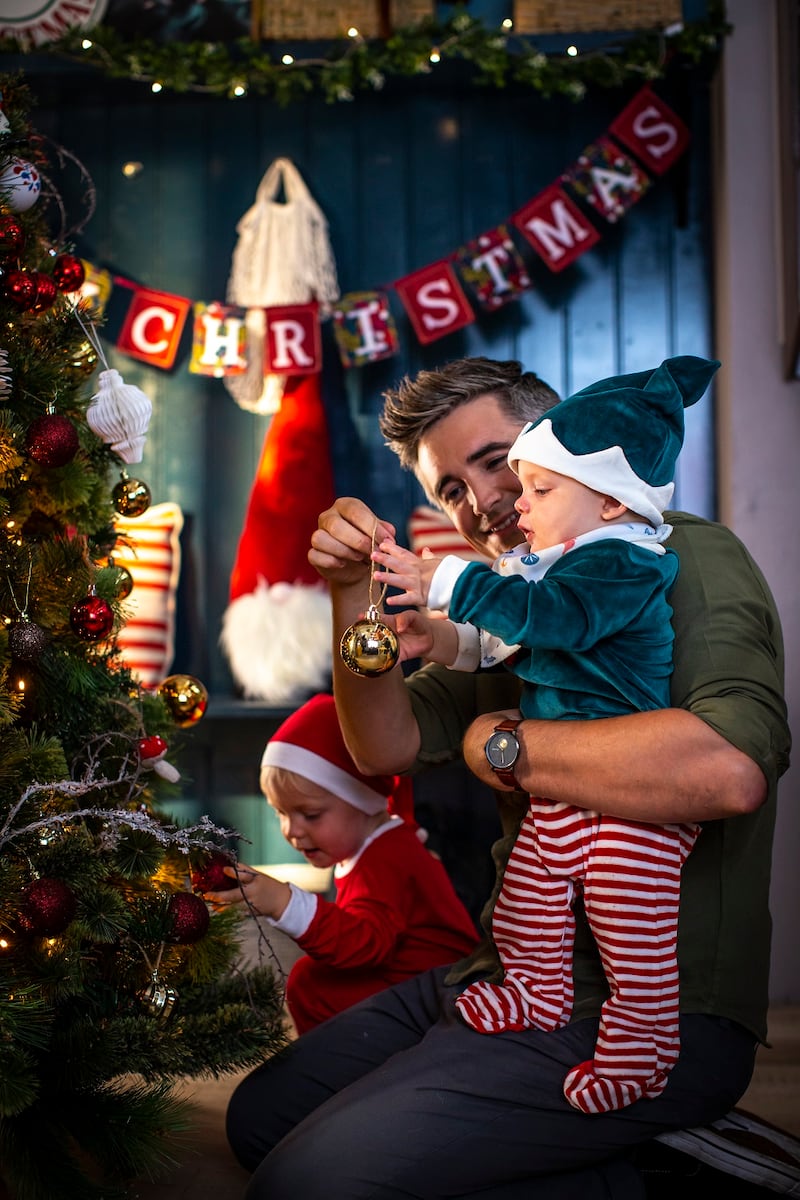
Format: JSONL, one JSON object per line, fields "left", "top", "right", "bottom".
{"left": 415, "top": 393, "right": 527, "bottom": 561}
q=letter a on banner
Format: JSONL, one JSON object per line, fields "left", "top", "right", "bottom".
{"left": 265, "top": 302, "right": 322, "bottom": 373}
{"left": 393, "top": 260, "right": 474, "bottom": 345}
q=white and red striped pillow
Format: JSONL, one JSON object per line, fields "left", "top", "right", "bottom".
{"left": 113, "top": 502, "right": 183, "bottom": 687}
{"left": 407, "top": 505, "right": 489, "bottom": 563}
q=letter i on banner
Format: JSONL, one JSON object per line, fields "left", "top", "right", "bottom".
{"left": 393, "top": 259, "right": 474, "bottom": 345}
{"left": 189, "top": 301, "right": 248, "bottom": 376}
{"left": 332, "top": 291, "right": 399, "bottom": 367}
{"left": 265, "top": 302, "right": 322, "bottom": 373}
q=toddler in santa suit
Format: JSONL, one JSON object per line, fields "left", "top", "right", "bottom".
{"left": 208, "top": 693, "right": 478, "bottom": 1035}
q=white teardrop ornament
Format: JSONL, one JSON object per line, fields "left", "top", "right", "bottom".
{"left": 86, "top": 368, "right": 153, "bottom": 464}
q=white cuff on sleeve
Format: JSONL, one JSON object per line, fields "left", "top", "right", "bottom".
{"left": 268, "top": 883, "right": 318, "bottom": 938}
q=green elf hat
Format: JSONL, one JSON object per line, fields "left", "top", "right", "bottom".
{"left": 507, "top": 355, "right": 721, "bottom": 526}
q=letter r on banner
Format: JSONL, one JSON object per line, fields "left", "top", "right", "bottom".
{"left": 393, "top": 260, "right": 474, "bottom": 345}
{"left": 265, "top": 302, "right": 321, "bottom": 373}
{"left": 609, "top": 86, "right": 690, "bottom": 175}
{"left": 116, "top": 287, "right": 192, "bottom": 370}
{"left": 512, "top": 184, "right": 601, "bottom": 273}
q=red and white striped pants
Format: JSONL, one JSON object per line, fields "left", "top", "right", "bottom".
{"left": 455, "top": 801, "right": 699, "bottom": 1113}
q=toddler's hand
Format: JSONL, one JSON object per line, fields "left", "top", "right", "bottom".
{"left": 371, "top": 539, "right": 441, "bottom": 606}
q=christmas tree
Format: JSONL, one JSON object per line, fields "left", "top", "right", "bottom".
{"left": 0, "top": 74, "right": 288, "bottom": 1200}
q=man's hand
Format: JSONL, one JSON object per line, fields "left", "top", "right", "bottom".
{"left": 309, "top": 497, "right": 396, "bottom": 586}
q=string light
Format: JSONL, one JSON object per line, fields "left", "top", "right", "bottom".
{"left": 567, "top": 45, "right": 579, "bottom": 56}
{"left": 281, "top": 53, "right": 294, "bottom": 65}
{"left": 429, "top": 47, "right": 441, "bottom": 63}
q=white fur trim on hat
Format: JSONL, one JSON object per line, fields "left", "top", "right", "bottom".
{"left": 508, "top": 418, "right": 674, "bottom": 527}
{"left": 261, "top": 742, "right": 389, "bottom": 815}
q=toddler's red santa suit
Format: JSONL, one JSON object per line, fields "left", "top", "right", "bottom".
{"left": 259, "top": 694, "right": 479, "bottom": 1035}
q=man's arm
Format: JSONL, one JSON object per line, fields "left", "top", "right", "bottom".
{"left": 462, "top": 706, "right": 767, "bottom": 823}
{"left": 309, "top": 497, "right": 423, "bottom": 774}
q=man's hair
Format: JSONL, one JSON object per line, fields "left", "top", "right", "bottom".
{"left": 379, "top": 357, "right": 561, "bottom": 471}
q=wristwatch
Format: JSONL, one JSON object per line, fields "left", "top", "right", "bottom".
{"left": 484, "top": 718, "right": 523, "bottom": 789}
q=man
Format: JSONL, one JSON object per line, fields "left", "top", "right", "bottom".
{"left": 226, "top": 357, "right": 792, "bottom": 1199}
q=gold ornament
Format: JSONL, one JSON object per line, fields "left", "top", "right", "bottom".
{"left": 340, "top": 603, "right": 399, "bottom": 677}
{"left": 339, "top": 524, "right": 399, "bottom": 677}
{"left": 158, "top": 673, "right": 209, "bottom": 725}
{"left": 112, "top": 472, "right": 152, "bottom": 518}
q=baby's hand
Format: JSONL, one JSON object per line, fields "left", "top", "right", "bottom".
{"left": 394, "top": 609, "right": 437, "bottom": 662}
{"left": 371, "top": 540, "right": 441, "bottom": 606}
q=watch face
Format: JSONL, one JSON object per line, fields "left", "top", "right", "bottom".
{"left": 485, "top": 730, "right": 519, "bottom": 770}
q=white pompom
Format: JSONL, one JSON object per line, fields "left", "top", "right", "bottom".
{"left": 86, "top": 368, "right": 153, "bottom": 464}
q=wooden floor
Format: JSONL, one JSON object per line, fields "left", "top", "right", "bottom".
{"left": 126, "top": 917, "right": 800, "bottom": 1200}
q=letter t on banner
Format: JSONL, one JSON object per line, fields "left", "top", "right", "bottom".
{"left": 265, "top": 302, "right": 322, "bottom": 373}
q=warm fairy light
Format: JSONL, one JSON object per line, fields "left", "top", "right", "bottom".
{"left": 281, "top": 53, "right": 294, "bottom": 65}
{"left": 151, "top": 81, "right": 163, "bottom": 93}
{"left": 232, "top": 83, "right": 246, "bottom": 97}
{"left": 0, "top": 938, "right": 10, "bottom": 950}
{"left": 15, "top": 676, "right": 25, "bottom": 693}
{"left": 429, "top": 47, "right": 441, "bottom": 63}
{"left": 567, "top": 44, "right": 579, "bottom": 56}
{"left": 347, "top": 27, "right": 359, "bottom": 38}
{"left": 122, "top": 161, "right": 143, "bottom": 178}
{"left": 502, "top": 18, "right": 513, "bottom": 29}
{"left": 81, "top": 38, "right": 92, "bottom": 49}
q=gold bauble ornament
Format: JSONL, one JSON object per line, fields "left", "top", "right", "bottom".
{"left": 340, "top": 604, "right": 399, "bottom": 677}
{"left": 158, "top": 673, "right": 209, "bottom": 725}
{"left": 112, "top": 471, "right": 152, "bottom": 518}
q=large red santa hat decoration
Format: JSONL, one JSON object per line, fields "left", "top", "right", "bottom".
{"left": 219, "top": 373, "right": 335, "bottom": 705}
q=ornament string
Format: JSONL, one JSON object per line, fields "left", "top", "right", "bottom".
{"left": 366, "top": 522, "right": 388, "bottom": 616}
{"left": 71, "top": 303, "right": 109, "bottom": 372}
{"left": 7, "top": 554, "right": 33, "bottom": 620}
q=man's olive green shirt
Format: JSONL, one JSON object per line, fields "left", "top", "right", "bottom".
{"left": 406, "top": 513, "right": 791, "bottom": 1044}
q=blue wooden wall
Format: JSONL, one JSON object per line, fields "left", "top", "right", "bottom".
{"left": 25, "top": 62, "right": 715, "bottom": 699}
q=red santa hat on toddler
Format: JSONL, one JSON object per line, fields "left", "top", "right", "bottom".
{"left": 261, "top": 693, "right": 418, "bottom": 827}
{"left": 219, "top": 373, "right": 335, "bottom": 706}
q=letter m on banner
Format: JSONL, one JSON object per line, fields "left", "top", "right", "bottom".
{"left": 511, "top": 184, "right": 600, "bottom": 273}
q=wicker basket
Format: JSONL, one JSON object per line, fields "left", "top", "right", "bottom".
{"left": 253, "top": 1, "right": 433, "bottom": 41}
{"left": 512, "top": 1, "right": 683, "bottom": 35}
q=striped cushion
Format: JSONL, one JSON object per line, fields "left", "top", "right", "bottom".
{"left": 113, "top": 502, "right": 183, "bottom": 687}
{"left": 407, "top": 505, "right": 488, "bottom": 562}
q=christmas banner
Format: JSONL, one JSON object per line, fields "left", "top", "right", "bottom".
{"left": 90, "top": 86, "right": 689, "bottom": 379}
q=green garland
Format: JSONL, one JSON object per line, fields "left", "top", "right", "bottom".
{"left": 0, "top": 3, "right": 731, "bottom": 105}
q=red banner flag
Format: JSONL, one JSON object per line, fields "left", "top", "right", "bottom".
{"left": 609, "top": 86, "right": 690, "bottom": 176}
{"left": 264, "top": 302, "right": 322, "bottom": 374}
{"left": 393, "top": 260, "right": 474, "bottom": 345}
{"left": 116, "top": 286, "right": 192, "bottom": 370}
{"left": 511, "top": 184, "right": 601, "bottom": 273}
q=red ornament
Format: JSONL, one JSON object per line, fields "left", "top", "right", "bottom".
{"left": 167, "top": 891, "right": 211, "bottom": 944}
{"left": 70, "top": 588, "right": 114, "bottom": 641}
{"left": 139, "top": 734, "right": 168, "bottom": 761}
{"left": 192, "top": 851, "right": 237, "bottom": 894}
{"left": 0, "top": 214, "right": 25, "bottom": 260}
{"left": 26, "top": 413, "right": 80, "bottom": 467}
{"left": 19, "top": 877, "right": 77, "bottom": 935}
{"left": 29, "top": 271, "right": 57, "bottom": 314}
{"left": 4, "top": 268, "right": 37, "bottom": 310}
{"left": 52, "top": 253, "right": 86, "bottom": 293}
